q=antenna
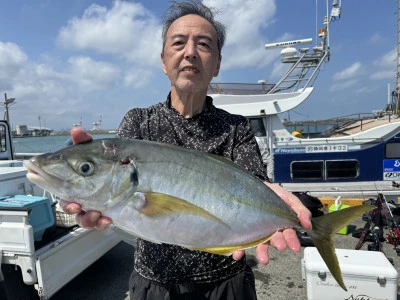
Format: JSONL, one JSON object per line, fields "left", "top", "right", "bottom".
{"left": 265, "top": 38, "right": 313, "bottom": 50}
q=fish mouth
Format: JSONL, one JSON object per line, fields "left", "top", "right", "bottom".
{"left": 23, "top": 160, "right": 64, "bottom": 189}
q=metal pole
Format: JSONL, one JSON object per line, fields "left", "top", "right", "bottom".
{"left": 4, "top": 93, "right": 10, "bottom": 123}
{"left": 397, "top": 0, "right": 400, "bottom": 116}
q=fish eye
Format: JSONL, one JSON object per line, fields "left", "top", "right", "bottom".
{"left": 78, "top": 162, "right": 95, "bottom": 176}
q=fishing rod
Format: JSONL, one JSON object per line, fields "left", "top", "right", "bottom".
{"left": 374, "top": 184, "right": 400, "bottom": 256}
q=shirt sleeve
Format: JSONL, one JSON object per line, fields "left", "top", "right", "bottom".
{"left": 117, "top": 109, "right": 143, "bottom": 139}
{"left": 232, "top": 120, "right": 270, "bottom": 182}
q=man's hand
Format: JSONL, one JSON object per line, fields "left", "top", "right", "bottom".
{"left": 59, "top": 127, "right": 112, "bottom": 230}
{"left": 232, "top": 182, "right": 312, "bottom": 265}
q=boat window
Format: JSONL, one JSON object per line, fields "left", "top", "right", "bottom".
{"left": 249, "top": 118, "right": 266, "bottom": 137}
{"left": 0, "top": 124, "right": 5, "bottom": 152}
{"left": 385, "top": 142, "right": 400, "bottom": 159}
{"left": 291, "top": 161, "right": 323, "bottom": 180}
{"left": 326, "top": 160, "right": 359, "bottom": 179}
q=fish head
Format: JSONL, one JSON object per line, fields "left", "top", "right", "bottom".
{"left": 23, "top": 139, "right": 138, "bottom": 211}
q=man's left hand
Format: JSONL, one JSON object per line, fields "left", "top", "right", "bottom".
{"left": 232, "top": 182, "right": 312, "bottom": 265}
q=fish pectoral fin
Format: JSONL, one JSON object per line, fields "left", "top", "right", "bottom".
{"left": 133, "top": 192, "right": 228, "bottom": 227}
{"left": 189, "top": 233, "right": 276, "bottom": 256}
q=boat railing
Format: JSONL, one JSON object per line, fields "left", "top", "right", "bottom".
{"left": 14, "top": 152, "right": 43, "bottom": 160}
{"left": 269, "top": 50, "right": 328, "bottom": 95}
{"left": 275, "top": 135, "right": 388, "bottom": 146}
{"left": 207, "top": 82, "right": 275, "bottom": 95}
{"left": 285, "top": 112, "right": 399, "bottom": 138}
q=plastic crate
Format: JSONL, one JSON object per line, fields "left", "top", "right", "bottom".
{"left": 0, "top": 195, "right": 55, "bottom": 241}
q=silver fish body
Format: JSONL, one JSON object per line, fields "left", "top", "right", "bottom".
{"left": 24, "top": 138, "right": 373, "bottom": 290}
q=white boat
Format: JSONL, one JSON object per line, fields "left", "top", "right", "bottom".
{"left": 211, "top": 0, "right": 400, "bottom": 202}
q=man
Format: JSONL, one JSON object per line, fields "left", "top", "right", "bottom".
{"left": 61, "top": 1, "right": 311, "bottom": 299}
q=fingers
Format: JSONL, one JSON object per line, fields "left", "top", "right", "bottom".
{"left": 232, "top": 243, "right": 272, "bottom": 265}
{"left": 232, "top": 249, "right": 245, "bottom": 261}
{"left": 234, "top": 184, "right": 310, "bottom": 266}
{"left": 265, "top": 182, "right": 312, "bottom": 230}
{"left": 59, "top": 199, "right": 81, "bottom": 214}
{"left": 254, "top": 228, "right": 301, "bottom": 266}
{"left": 256, "top": 242, "right": 270, "bottom": 265}
{"left": 70, "top": 127, "right": 93, "bottom": 144}
{"left": 269, "top": 232, "right": 286, "bottom": 251}
{"left": 298, "top": 210, "right": 312, "bottom": 230}
{"left": 59, "top": 199, "right": 112, "bottom": 230}
{"left": 282, "top": 228, "right": 301, "bottom": 253}
{"left": 76, "top": 211, "right": 112, "bottom": 230}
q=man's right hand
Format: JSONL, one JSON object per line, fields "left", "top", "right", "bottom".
{"left": 59, "top": 127, "right": 112, "bottom": 230}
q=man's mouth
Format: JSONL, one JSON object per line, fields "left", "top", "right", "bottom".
{"left": 181, "top": 66, "right": 199, "bottom": 73}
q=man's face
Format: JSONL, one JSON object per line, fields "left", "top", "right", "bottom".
{"left": 161, "top": 14, "right": 221, "bottom": 94}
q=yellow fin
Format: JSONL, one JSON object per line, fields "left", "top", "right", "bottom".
{"left": 189, "top": 232, "right": 276, "bottom": 256}
{"left": 137, "top": 192, "right": 228, "bottom": 227}
{"left": 309, "top": 204, "right": 375, "bottom": 291}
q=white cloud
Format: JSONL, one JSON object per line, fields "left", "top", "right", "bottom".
{"left": 368, "top": 32, "right": 385, "bottom": 44}
{"left": 0, "top": 42, "right": 28, "bottom": 67}
{"left": 333, "top": 62, "right": 362, "bottom": 81}
{"left": 56, "top": 0, "right": 280, "bottom": 75}
{"left": 57, "top": 0, "right": 162, "bottom": 66}
{"left": 0, "top": 42, "right": 28, "bottom": 90}
{"left": 372, "top": 48, "right": 396, "bottom": 69}
{"left": 67, "top": 56, "right": 120, "bottom": 91}
{"left": 124, "top": 67, "right": 155, "bottom": 88}
{"left": 370, "top": 70, "right": 394, "bottom": 80}
{"left": 369, "top": 48, "right": 396, "bottom": 80}
{"left": 204, "top": 0, "right": 277, "bottom": 69}
{"left": 330, "top": 79, "right": 359, "bottom": 91}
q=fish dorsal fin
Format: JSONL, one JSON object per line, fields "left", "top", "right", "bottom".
{"left": 133, "top": 192, "right": 228, "bottom": 227}
{"left": 188, "top": 232, "right": 276, "bottom": 256}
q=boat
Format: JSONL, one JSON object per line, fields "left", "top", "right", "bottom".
{"left": 210, "top": 0, "right": 400, "bottom": 204}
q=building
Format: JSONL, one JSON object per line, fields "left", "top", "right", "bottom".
{"left": 14, "top": 125, "right": 53, "bottom": 137}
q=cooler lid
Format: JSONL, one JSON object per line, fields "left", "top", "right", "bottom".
{"left": 303, "top": 247, "right": 398, "bottom": 279}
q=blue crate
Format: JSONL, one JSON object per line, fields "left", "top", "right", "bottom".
{"left": 0, "top": 195, "right": 55, "bottom": 241}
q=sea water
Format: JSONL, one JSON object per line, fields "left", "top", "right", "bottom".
{"left": 13, "top": 134, "right": 116, "bottom": 154}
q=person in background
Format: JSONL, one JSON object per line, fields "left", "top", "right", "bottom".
{"left": 61, "top": 1, "right": 311, "bottom": 299}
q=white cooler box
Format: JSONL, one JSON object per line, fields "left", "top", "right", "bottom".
{"left": 301, "top": 247, "right": 398, "bottom": 300}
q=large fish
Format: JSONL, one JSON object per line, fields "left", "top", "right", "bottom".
{"left": 23, "top": 138, "right": 373, "bottom": 290}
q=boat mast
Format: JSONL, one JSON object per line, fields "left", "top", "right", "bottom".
{"left": 397, "top": 0, "right": 400, "bottom": 116}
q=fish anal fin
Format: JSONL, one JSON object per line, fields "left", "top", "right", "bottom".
{"left": 136, "top": 192, "right": 228, "bottom": 227}
{"left": 189, "top": 232, "right": 276, "bottom": 256}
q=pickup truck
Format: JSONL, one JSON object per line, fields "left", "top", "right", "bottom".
{"left": 0, "top": 120, "right": 122, "bottom": 299}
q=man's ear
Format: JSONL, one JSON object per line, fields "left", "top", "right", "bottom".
{"left": 161, "top": 52, "right": 167, "bottom": 75}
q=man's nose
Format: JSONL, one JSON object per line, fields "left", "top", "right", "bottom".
{"left": 184, "top": 41, "right": 197, "bottom": 59}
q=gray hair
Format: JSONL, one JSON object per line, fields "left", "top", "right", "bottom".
{"left": 162, "top": 0, "right": 226, "bottom": 57}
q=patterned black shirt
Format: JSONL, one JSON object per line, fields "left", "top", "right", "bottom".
{"left": 117, "top": 94, "right": 268, "bottom": 284}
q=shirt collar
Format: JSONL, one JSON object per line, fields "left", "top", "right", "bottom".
{"left": 164, "top": 92, "right": 214, "bottom": 118}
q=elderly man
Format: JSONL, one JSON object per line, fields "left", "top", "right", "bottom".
{"left": 62, "top": 1, "right": 311, "bottom": 299}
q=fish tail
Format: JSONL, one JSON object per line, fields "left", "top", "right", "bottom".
{"left": 307, "top": 204, "right": 375, "bottom": 291}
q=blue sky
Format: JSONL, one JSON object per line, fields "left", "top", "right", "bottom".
{"left": 0, "top": 0, "right": 397, "bottom": 130}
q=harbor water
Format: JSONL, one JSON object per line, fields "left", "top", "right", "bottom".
{"left": 12, "top": 133, "right": 116, "bottom": 154}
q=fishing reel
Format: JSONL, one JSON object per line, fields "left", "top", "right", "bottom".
{"left": 366, "top": 226, "right": 383, "bottom": 252}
